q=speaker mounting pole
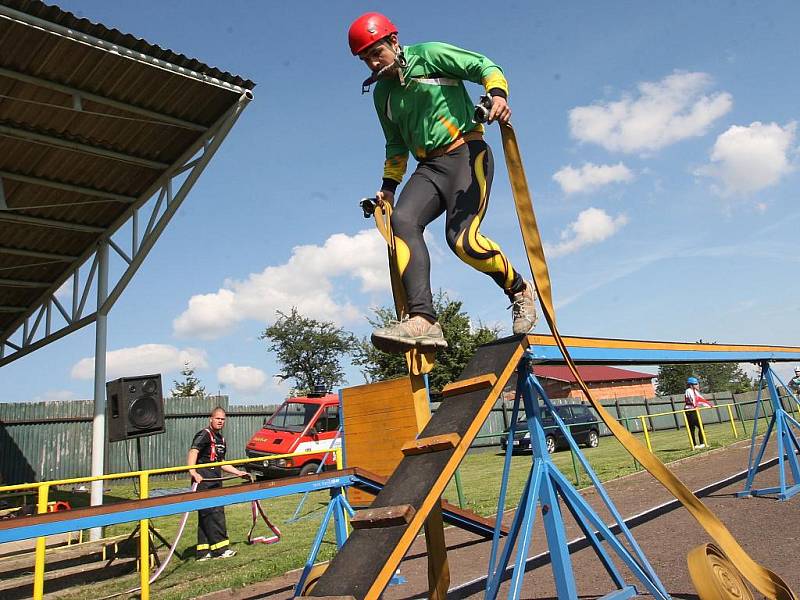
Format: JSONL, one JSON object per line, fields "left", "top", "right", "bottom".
{"left": 136, "top": 437, "right": 144, "bottom": 473}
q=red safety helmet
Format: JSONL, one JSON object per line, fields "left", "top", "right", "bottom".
{"left": 348, "top": 12, "right": 398, "bottom": 56}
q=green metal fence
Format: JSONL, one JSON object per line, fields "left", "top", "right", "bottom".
{"left": 0, "top": 396, "right": 278, "bottom": 485}
{"left": 1, "top": 387, "right": 792, "bottom": 485}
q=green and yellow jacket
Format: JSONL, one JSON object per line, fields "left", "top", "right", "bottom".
{"left": 373, "top": 41, "right": 508, "bottom": 191}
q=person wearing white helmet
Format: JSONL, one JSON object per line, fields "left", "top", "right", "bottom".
{"left": 789, "top": 366, "right": 800, "bottom": 397}
{"left": 684, "top": 376, "right": 712, "bottom": 449}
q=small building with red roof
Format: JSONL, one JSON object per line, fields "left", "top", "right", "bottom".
{"left": 531, "top": 365, "right": 656, "bottom": 402}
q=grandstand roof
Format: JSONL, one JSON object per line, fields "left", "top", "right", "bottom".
{"left": 0, "top": 0, "right": 255, "bottom": 356}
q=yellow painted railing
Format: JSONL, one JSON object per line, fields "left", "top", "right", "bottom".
{"left": 637, "top": 403, "right": 738, "bottom": 452}
{"left": 0, "top": 447, "right": 343, "bottom": 600}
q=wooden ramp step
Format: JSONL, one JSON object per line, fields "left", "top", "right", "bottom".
{"left": 350, "top": 468, "right": 510, "bottom": 538}
{"left": 308, "top": 335, "right": 525, "bottom": 600}
{"left": 400, "top": 433, "right": 461, "bottom": 456}
{"left": 350, "top": 504, "right": 416, "bottom": 530}
{"left": 441, "top": 374, "right": 497, "bottom": 397}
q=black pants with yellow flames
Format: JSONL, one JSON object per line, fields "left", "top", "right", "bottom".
{"left": 391, "top": 139, "right": 524, "bottom": 320}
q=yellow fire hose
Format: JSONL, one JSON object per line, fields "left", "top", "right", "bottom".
{"left": 371, "top": 199, "right": 435, "bottom": 376}
{"left": 499, "top": 122, "right": 795, "bottom": 600}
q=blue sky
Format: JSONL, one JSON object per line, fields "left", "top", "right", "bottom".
{"left": 4, "top": 1, "right": 800, "bottom": 404}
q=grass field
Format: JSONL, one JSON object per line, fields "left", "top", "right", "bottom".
{"left": 50, "top": 418, "right": 768, "bottom": 599}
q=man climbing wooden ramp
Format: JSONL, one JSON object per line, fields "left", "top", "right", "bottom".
{"left": 306, "top": 335, "right": 526, "bottom": 599}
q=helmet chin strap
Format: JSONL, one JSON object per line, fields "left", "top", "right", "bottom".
{"left": 361, "top": 42, "right": 407, "bottom": 94}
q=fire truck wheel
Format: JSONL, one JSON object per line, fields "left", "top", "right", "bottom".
{"left": 299, "top": 463, "right": 321, "bottom": 477}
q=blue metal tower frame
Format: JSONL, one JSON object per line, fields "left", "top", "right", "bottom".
{"left": 737, "top": 361, "right": 800, "bottom": 501}
{"left": 294, "top": 486, "right": 355, "bottom": 595}
{"left": 485, "top": 351, "right": 670, "bottom": 600}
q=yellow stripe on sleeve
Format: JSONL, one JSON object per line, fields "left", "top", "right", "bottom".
{"left": 384, "top": 153, "right": 409, "bottom": 183}
{"left": 482, "top": 68, "right": 509, "bottom": 97}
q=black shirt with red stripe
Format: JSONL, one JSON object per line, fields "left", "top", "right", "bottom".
{"left": 191, "top": 427, "right": 226, "bottom": 479}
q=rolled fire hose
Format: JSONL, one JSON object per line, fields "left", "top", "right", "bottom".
{"left": 498, "top": 121, "right": 796, "bottom": 600}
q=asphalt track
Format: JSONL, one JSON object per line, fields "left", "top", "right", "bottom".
{"left": 200, "top": 437, "right": 799, "bottom": 600}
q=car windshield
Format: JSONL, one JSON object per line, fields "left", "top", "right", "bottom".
{"left": 266, "top": 402, "right": 319, "bottom": 432}
{"left": 514, "top": 405, "right": 567, "bottom": 426}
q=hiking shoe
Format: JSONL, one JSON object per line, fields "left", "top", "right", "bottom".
{"left": 215, "top": 549, "right": 237, "bottom": 559}
{"left": 197, "top": 552, "right": 213, "bottom": 562}
{"left": 371, "top": 315, "right": 448, "bottom": 354}
{"left": 508, "top": 280, "right": 537, "bottom": 335}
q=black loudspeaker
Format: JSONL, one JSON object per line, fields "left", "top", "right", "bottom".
{"left": 106, "top": 374, "right": 165, "bottom": 442}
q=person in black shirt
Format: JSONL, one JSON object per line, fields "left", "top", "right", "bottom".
{"left": 188, "top": 406, "right": 248, "bottom": 560}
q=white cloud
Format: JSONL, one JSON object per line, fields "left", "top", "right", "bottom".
{"left": 173, "top": 229, "right": 388, "bottom": 339}
{"left": 695, "top": 121, "right": 796, "bottom": 196}
{"left": 71, "top": 344, "right": 208, "bottom": 380}
{"left": 569, "top": 71, "right": 732, "bottom": 153}
{"left": 553, "top": 162, "right": 633, "bottom": 194}
{"left": 217, "top": 363, "right": 267, "bottom": 395}
{"left": 55, "top": 280, "right": 71, "bottom": 301}
{"left": 546, "top": 208, "right": 629, "bottom": 258}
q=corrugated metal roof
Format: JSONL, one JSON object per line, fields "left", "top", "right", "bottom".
{"left": 533, "top": 365, "right": 656, "bottom": 384}
{"left": 0, "top": 1, "right": 255, "bottom": 342}
{"left": 1, "top": 0, "right": 255, "bottom": 89}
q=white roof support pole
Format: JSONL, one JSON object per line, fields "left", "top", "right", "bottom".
{"left": 89, "top": 240, "right": 109, "bottom": 541}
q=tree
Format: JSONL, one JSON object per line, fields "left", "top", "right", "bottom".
{"left": 260, "top": 307, "right": 357, "bottom": 395}
{"left": 352, "top": 291, "right": 500, "bottom": 397}
{"left": 655, "top": 364, "right": 693, "bottom": 396}
{"left": 693, "top": 362, "right": 753, "bottom": 394}
{"left": 657, "top": 354, "right": 754, "bottom": 396}
{"left": 171, "top": 362, "right": 206, "bottom": 398}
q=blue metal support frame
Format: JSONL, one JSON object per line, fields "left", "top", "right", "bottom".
{"left": 485, "top": 351, "right": 670, "bottom": 600}
{"left": 737, "top": 361, "right": 800, "bottom": 501}
{"left": 1, "top": 470, "right": 359, "bottom": 596}
{"left": 288, "top": 425, "right": 345, "bottom": 523}
{"left": 294, "top": 488, "right": 355, "bottom": 596}
{"left": 292, "top": 486, "right": 406, "bottom": 593}
{"left": 0, "top": 474, "right": 360, "bottom": 544}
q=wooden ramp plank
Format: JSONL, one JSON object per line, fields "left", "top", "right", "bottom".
{"left": 309, "top": 335, "right": 525, "bottom": 600}
{"left": 441, "top": 373, "right": 497, "bottom": 397}
{"left": 350, "top": 504, "right": 416, "bottom": 530}
{"left": 400, "top": 433, "right": 461, "bottom": 456}
{"left": 350, "top": 468, "right": 509, "bottom": 538}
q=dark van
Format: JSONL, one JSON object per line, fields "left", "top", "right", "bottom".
{"left": 500, "top": 403, "right": 600, "bottom": 454}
